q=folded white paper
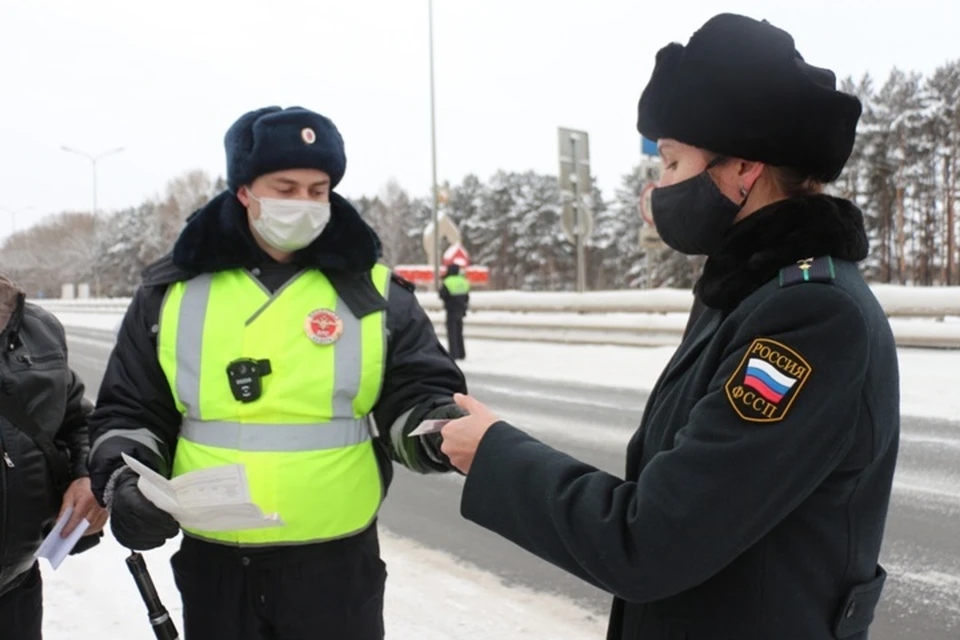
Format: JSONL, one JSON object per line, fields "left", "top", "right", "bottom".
{"left": 122, "top": 453, "right": 284, "bottom": 532}
{"left": 35, "top": 506, "right": 90, "bottom": 570}
{"left": 408, "top": 419, "right": 452, "bottom": 437}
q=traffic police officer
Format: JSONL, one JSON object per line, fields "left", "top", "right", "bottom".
{"left": 87, "top": 106, "right": 467, "bottom": 639}
{"left": 439, "top": 14, "right": 900, "bottom": 640}
{"left": 439, "top": 263, "right": 470, "bottom": 360}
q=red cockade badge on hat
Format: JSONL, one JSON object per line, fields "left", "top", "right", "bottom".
{"left": 305, "top": 309, "right": 343, "bottom": 345}
{"left": 301, "top": 127, "right": 316, "bottom": 144}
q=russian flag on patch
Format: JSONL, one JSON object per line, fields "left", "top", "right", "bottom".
{"left": 743, "top": 358, "right": 797, "bottom": 403}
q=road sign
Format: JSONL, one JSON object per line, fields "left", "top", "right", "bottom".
{"left": 640, "top": 225, "right": 664, "bottom": 250}
{"left": 641, "top": 135, "right": 658, "bottom": 157}
{"left": 639, "top": 182, "right": 656, "bottom": 225}
{"left": 443, "top": 242, "right": 470, "bottom": 267}
{"left": 636, "top": 157, "right": 666, "bottom": 251}
{"left": 558, "top": 128, "right": 591, "bottom": 196}
{"left": 558, "top": 128, "right": 592, "bottom": 293}
{"left": 561, "top": 203, "right": 594, "bottom": 245}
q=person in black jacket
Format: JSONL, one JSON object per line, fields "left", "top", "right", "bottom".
{"left": 439, "top": 13, "right": 899, "bottom": 640}
{"left": 86, "top": 106, "right": 467, "bottom": 639}
{"left": 0, "top": 276, "right": 108, "bottom": 640}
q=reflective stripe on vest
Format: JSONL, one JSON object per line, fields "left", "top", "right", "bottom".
{"left": 179, "top": 418, "right": 372, "bottom": 452}
{"left": 443, "top": 274, "right": 470, "bottom": 295}
{"left": 157, "top": 265, "right": 392, "bottom": 546}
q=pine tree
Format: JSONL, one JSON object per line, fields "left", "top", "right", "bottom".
{"left": 926, "top": 60, "right": 960, "bottom": 284}
{"left": 461, "top": 171, "right": 516, "bottom": 289}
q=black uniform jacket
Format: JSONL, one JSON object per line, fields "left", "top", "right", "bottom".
{"left": 460, "top": 195, "right": 900, "bottom": 640}
{"left": 1, "top": 296, "right": 94, "bottom": 597}
{"left": 87, "top": 190, "right": 467, "bottom": 511}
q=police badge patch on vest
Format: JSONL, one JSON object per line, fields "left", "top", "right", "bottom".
{"left": 724, "top": 338, "right": 812, "bottom": 423}
{"left": 305, "top": 309, "right": 344, "bottom": 345}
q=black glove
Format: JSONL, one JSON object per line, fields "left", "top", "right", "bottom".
{"left": 70, "top": 531, "right": 103, "bottom": 555}
{"left": 419, "top": 404, "right": 469, "bottom": 472}
{"left": 108, "top": 468, "right": 180, "bottom": 551}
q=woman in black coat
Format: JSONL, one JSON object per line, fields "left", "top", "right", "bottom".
{"left": 440, "top": 13, "right": 900, "bottom": 640}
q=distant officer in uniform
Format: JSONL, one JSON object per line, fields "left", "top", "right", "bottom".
{"left": 439, "top": 14, "right": 900, "bottom": 640}
{"left": 87, "top": 106, "right": 467, "bottom": 640}
{"left": 439, "top": 263, "right": 470, "bottom": 360}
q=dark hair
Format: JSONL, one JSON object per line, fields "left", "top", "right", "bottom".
{"left": 767, "top": 166, "right": 824, "bottom": 198}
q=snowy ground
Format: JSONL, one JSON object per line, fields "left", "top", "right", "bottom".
{"left": 41, "top": 529, "right": 607, "bottom": 639}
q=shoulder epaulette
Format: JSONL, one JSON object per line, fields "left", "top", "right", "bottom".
{"left": 778, "top": 256, "right": 836, "bottom": 287}
{"left": 141, "top": 254, "right": 196, "bottom": 287}
{"left": 390, "top": 273, "right": 417, "bottom": 293}
{"left": 326, "top": 269, "right": 388, "bottom": 319}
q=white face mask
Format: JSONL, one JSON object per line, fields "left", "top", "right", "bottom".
{"left": 247, "top": 192, "right": 331, "bottom": 252}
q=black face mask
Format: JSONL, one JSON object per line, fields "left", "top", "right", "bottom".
{"left": 650, "top": 157, "right": 745, "bottom": 256}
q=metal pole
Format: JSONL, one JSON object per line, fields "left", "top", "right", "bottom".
{"left": 569, "top": 136, "right": 585, "bottom": 293}
{"left": 92, "top": 158, "right": 98, "bottom": 218}
{"left": 0, "top": 207, "right": 33, "bottom": 237}
{"left": 576, "top": 213, "right": 586, "bottom": 293}
{"left": 429, "top": 0, "right": 441, "bottom": 291}
{"left": 92, "top": 158, "right": 100, "bottom": 298}
{"left": 61, "top": 146, "right": 124, "bottom": 299}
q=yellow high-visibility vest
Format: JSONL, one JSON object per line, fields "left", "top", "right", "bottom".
{"left": 443, "top": 274, "right": 470, "bottom": 295}
{"left": 156, "top": 265, "right": 391, "bottom": 546}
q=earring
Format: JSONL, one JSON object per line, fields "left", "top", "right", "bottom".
{"left": 739, "top": 185, "right": 748, "bottom": 198}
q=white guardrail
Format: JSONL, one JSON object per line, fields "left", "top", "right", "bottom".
{"left": 36, "top": 284, "right": 960, "bottom": 349}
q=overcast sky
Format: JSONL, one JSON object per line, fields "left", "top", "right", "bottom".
{"left": 2, "top": 0, "right": 958, "bottom": 238}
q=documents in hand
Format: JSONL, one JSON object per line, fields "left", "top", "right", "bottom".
{"left": 121, "top": 453, "right": 284, "bottom": 532}
{"left": 408, "top": 419, "right": 452, "bottom": 437}
{"left": 34, "top": 506, "right": 90, "bottom": 570}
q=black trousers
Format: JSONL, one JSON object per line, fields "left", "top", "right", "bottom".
{"left": 171, "top": 526, "right": 386, "bottom": 640}
{"left": 445, "top": 313, "right": 465, "bottom": 360}
{"left": 0, "top": 563, "right": 43, "bottom": 640}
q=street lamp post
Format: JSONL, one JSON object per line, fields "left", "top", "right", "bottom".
{"left": 61, "top": 145, "right": 125, "bottom": 298}
{"left": 428, "top": 0, "right": 441, "bottom": 291}
{"left": 0, "top": 206, "right": 34, "bottom": 237}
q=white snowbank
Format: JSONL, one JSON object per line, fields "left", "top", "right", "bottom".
{"left": 418, "top": 285, "right": 960, "bottom": 317}
{"left": 49, "top": 311, "right": 123, "bottom": 332}
{"left": 39, "top": 284, "right": 960, "bottom": 317}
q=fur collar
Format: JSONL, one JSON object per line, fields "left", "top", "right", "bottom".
{"left": 696, "top": 195, "right": 869, "bottom": 310}
{"left": 171, "top": 190, "right": 381, "bottom": 274}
